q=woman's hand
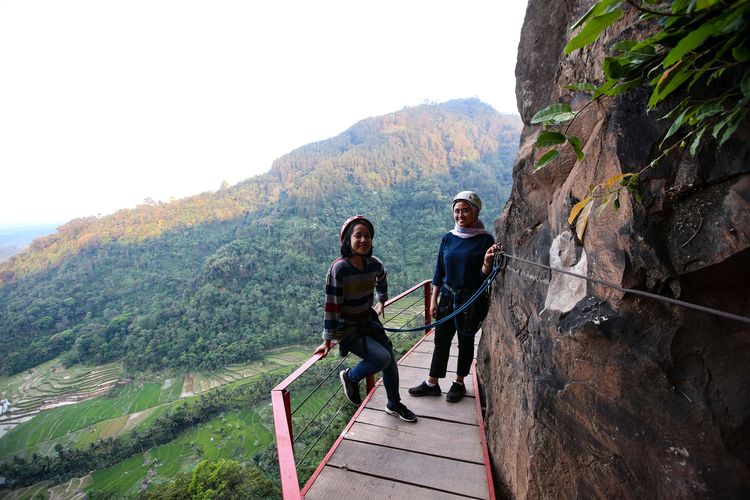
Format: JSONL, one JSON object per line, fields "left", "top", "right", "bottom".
{"left": 429, "top": 284, "right": 440, "bottom": 321}
{"left": 374, "top": 301, "right": 385, "bottom": 317}
{"left": 482, "top": 243, "right": 502, "bottom": 275}
{"left": 314, "top": 340, "right": 332, "bottom": 358}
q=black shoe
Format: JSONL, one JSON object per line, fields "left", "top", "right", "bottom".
{"left": 385, "top": 401, "right": 417, "bottom": 422}
{"left": 339, "top": 369, "right": 361, "bottom": 406}
{"left": 446, "top": 382, "right": 466, "bottom": 403}
{"left": 408, "top": 381, "right": 442, "bottom": 397}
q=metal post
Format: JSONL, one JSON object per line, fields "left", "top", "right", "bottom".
{"left": 283, "top": 389, "right": 293, "bottom": 448}
{"left": 424, "top": 280, "right": 432, "bottom": 334}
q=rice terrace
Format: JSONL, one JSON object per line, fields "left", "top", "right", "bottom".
{"left": 0, "top": 346, "right": 310, "bottom": 497}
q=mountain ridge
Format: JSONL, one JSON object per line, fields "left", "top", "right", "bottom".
{"left": 2, "top": 98, "right": 519, "bottom": 282}
{"left": 0, "top": 98, "right": 521, "bottom": 375}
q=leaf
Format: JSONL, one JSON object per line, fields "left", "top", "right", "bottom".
{"left": 564, "top": 82, "right": 598, "bottom": 92}
{"left": 719, "top": 108, "right": 748, "bottom": 146}
{"left": 575, "top": 199, "right": 594, "bottom": 242}
{"left": 536, "top": 131, "right": 567, "bottom": 147}
{"left": 610, "top": 40, "right": 637, "bottom": 52}
{"left": 596, "top": 193, "right": 614, "bottom": 217}
{"left": 618, "top": 173, "right": 637, "bottom": 187}
{"left": 626, "top": 45, "right": 657, "bottom": 60}
{"left": 603, "top": 57, "right": 627, "bottom": 79}
{"left": 568, "top": 136, "right": 585, "bottom": 160}
{"left": 613, "top": 42, "right": 657, "bottom": 64}
{"left": 712, "top": 112, "right": 733, "bottom": 139}
{"left": 689, "top": 126, "right": 706, "bottom": 156}
{"left": 707, "top": 67, "right": 726, "bottom": 84}
{"left": 663, "top": 21, "right": 720, "bottom": 68}
{"left": 530, "top": 103, "right": 576, "bottom": 125}
{"left": 605, "top": 77, "right": 643, "bottom": 97}
{"left": 570, "top": 0, "right": 619, "bottom": 30}
{"left": 604, "top": 173, "right": 628, "bottom": 188}
{"left": 732, "top": 44, "right": 750, "bottom": 62}
{"left": 564, "top": 9, "right": 623, "bottom": 55}
{"left": 649, "top": 61, "right": 691, "bottom": 108}
{"left": 742, "top": 69, "right": 750, "bottom": 98}
{"left": 695, "top": 0, "right": 723, "bottom": 11}
{"left": 594, "top": 78, "right": 618, "bottom": 97}
{"left": 568, "top": 197, "right": 592, "bottom": 225}
{"left": 661, "top": 107, "right": 690, "bottom": 144}
{"left": 534, "top": 150, "right": 561, "bottom": 171}
{"left": 659, "top": 100, "right": 688, "bottom": 120}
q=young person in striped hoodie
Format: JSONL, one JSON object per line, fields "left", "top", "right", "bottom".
{"left": 314, "top": 215, "right": 417, "bottom": 423}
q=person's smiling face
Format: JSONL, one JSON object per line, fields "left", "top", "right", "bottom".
{"left": 350, "top": 223, "right": 372, "bottom": 256}
{"left": 453, "top": 200, "right": 476, "bottom": 228}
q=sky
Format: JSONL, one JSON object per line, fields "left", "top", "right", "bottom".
{"left": 0, "top": 0, "right": 528, "bottom": 227}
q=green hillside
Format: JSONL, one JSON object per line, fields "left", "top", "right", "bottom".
{"left": 0, "top": 98, "right": 521, "bottom": 376}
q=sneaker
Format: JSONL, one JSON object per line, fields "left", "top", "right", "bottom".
{"left": 339, "top": 369, "right": 361, "bottom": 406}
{"left": 408, "top": 381, "right": 442, "bottom": 397}
{"left": 385, "top": 401, "right": 417, "bottom": 422}
{"left": 446, "top": 382, "right": 466, "bottom": 403}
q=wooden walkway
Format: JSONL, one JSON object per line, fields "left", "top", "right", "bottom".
{"left": 303, "top": 331, "right": 493, "bottom": 499}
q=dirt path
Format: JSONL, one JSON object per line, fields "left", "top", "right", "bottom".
{"left": 180, "top": 372, "right": 194, "bottom": 398}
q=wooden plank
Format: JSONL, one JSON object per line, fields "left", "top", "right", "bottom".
{"left": 405, "top": 332, "right": 481, "bottom": 356}
{"left": 302, "top": 328, "right": 492, "bottom": 500}
{"left": 411, "top": 341, "right": 474, "bottom": 358}
{"left": 324, "top": 439, "right": 489, "bottom": 499}
{"left": 400, "top": 351, "right": 462, "bottom": 373}
{"left": 365, "top": 388, "right": 478, "bottom": 425}
{"left": 345, "top": 408, "right": 484, "bottom": 463}
{"left": 304, "top": 466, "right": 475, "bottom": 500}
{"left": 391, "top": 365, "right": 476, "bottom": 397}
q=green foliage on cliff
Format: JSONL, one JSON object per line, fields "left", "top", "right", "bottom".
{"left": 530, "top": 0, "right": 749, "bottom": 239}
{"left": 0, "top": 99, "right": 521, "bottom": 376}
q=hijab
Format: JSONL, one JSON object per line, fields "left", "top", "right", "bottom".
{"left": 450, "top": 202, "right": 490, "bottom": 239}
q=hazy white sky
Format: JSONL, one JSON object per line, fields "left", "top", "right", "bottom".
{"left": 0, "top": 0, "right": 528, "bottom": 226}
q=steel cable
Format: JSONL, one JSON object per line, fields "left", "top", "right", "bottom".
{"left": 295, "top": 399, "right": 350, "bottom": 469}
{"left": 500, "top": 252, "right": 750, "bottom": 326}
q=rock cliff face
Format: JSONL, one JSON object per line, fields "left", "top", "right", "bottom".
{"left": 477, "top": 0, "right": 750, "bottom": 497}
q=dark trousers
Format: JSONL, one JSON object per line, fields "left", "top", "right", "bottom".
{"left": 429, "top": 290, "right": 478, "bottom": 379}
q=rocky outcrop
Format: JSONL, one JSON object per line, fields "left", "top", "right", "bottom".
{"left": 478, "top": 0, "right": 750, "bottom": 497}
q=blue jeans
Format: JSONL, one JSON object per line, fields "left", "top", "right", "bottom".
{"left": 346, "top": 334, "right": 401, "bottom": 404}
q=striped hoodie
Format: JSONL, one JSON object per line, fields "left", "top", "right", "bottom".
{"left": 323, "top": 256, "right": 388, "bottom": 341}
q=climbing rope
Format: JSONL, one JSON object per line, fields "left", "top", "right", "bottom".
{"left": 377, "top": 264, "right": 501, "bottom": 333}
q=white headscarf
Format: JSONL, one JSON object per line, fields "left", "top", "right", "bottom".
{"left": 450, "top": 198, "right": 489, "bottom": 238}
{"left": 450, "top": 217, "right": 490, "bottom": 238}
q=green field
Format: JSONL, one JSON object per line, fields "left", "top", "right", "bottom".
{"left": 0, "top": 316, "right": 419, "bottom": 497}
{"left": 0, "top": 347, "right": 309, "bottom": 497}
{"left": 0, "top": 380, "right": 179, "bottom": 459}
{"left": 85, "top": 407, "right": 273, "bottom": 497}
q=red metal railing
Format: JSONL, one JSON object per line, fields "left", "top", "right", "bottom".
{"left": 270, "top": 279, "right": 432, "bottom": 499}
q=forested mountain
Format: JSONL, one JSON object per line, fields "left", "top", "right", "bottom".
{"left": 0, "top": 224, "right": 60, "bottom": 262}
{"left": 0, "top": 99, "right": 521, "bottom": 375}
